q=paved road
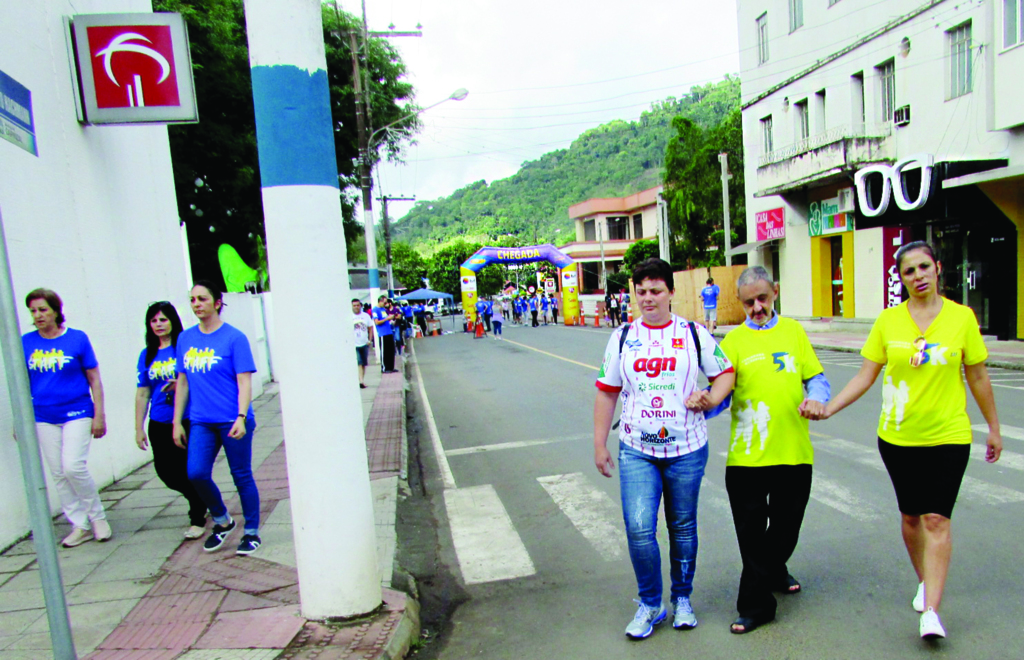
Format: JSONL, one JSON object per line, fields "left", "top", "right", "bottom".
{"left": 407, "top": 322, "right": 1024, "bottom": 660}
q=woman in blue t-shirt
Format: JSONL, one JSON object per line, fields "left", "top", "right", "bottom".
{"left": 172, "top": 282, "right": 262, "bottom": 556}
{"left": 22, "top": 288, "right": 111, "bottom": 548}
{"left": 134, "top": 301, "right": 207, "bottom": 541}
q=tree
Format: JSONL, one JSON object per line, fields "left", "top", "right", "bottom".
{"left": 622, "top": 238, "right": 661, "bottom": 275}
{"left": 426, "top": 241, "right": 502, "bottom": 298}
{"left": 661, "top": 108, "right": 745, "bottom": 269}
{"left": 377, "top": 241, "right": 428, "bottom": 291}
{"left": 154, "top": 0, "right": 417, "bottom": 287}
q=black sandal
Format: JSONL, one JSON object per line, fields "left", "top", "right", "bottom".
{"left": 776, "top": 574, "right": 801, "bottom": 594}
{"left": 730, "top": 615, "right": 774, "bottom": 634}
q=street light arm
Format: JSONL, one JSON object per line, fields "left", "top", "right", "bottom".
{"left": 368, "top": 88, "right": 468, "bottom": 146}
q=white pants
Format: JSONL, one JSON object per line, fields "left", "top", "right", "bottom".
{"left": 37, "top": 418, "right": 106, "bottom": 529}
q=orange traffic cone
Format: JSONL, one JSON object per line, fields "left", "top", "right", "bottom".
{"left": 474, "top": 319, "right": 485, "bottom": 338}
{"left": 594, "top": 311, "right": 600, "bottom": 328}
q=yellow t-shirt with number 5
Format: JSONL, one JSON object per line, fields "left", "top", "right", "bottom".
{"left": 861, "top": 298, "right": 987, "bottom": 447}
{"left": 721, "top": 317, "right": 824, "bottom": 467}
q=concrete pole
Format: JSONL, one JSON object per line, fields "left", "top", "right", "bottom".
{"left": 349, "top": 31, "right": 380, "bottom": 306}
{"left": 244, "top": 0, "right": 380, "bottom": 617}
{"left": 719, "top": 153, "right": 733, "bottom": 266}
{"left": 0, "top": 209, "right": 77, "bottom": 658}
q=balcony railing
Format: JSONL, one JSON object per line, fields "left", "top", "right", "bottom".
{"left": 758, "top": 123, "right": 892, "bottom": 168}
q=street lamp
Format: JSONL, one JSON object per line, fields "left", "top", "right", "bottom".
{"left": 360, "top": 88, "right": 467, "bottom": 302}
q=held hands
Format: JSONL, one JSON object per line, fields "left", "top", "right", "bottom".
{"left": 228, "top": 416, "right": 246, "bottom": 440}
{"left": 798, "top": 399, "right": 827, "bottom": 420}
{"left": 595, "top": 445, "right": 615, "bottom": 478}
{"left": 684, "top": 390, "right": 713, "bottom": 412}
{"left": 136, "top": 430, "right": 149, "bottom": 450}
{"left": 92, "top": 415, "right": 107, "bottom": 439}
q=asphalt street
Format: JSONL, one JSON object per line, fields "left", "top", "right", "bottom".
{"left": 404, "top": 321, "right": 1024, "bottom": 660}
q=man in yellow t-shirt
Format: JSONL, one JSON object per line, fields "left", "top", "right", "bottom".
{"left": 718, "top": 266, "right": 830, "bottom": 635}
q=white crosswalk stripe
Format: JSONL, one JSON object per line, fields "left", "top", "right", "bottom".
{"left": 809, "top": 476, "right": 883, "bottom": 522}
{"left": 974, "top": 424, "right": 1024, "bottom": 442}
{"left": 537, "top": 473, "right": 625, "bottom": 561}
{"left": 445, "top": 485, "right": 536, "bottom": 584}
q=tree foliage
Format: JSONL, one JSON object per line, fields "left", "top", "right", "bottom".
{"left": 621, "top": 239, "right": 661, "bottom": 275}
{"left": 395, "top": 77, "right": 741, "bottom": 253}
{"left": 154, "top": 0, "right": 417, "bottom": 288}
{"left": 425, "top": 240, "right": 508, "bottom": 298}
{"left": 377, "top": 241, "right": 428, "bottom": 291}
{"left": 662, "top": 106, "right": 746, "bottom": 269}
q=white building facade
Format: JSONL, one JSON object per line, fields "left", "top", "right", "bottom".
{"left": 736, "top": 0, "right": 1024, "bottom": 339}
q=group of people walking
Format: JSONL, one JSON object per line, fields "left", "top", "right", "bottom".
{"left": 23, "top": 283, "right": 264, "bottom": 556}
{"left": 594, "top": 247, "right": 1002, "bottom": 642}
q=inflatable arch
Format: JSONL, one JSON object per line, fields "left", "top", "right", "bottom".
{"left": 460, "top": 244, "right": 580, "bottom": 325}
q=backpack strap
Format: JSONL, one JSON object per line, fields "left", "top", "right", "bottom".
{"left": 617, "top": 322, "right": 633, "bottom": 355}
{"left": 688, "top": 321, "right": 702, "bottom": 371}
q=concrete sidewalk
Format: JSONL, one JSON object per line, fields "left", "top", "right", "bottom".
{"left": 715, "top": 319, "right": 1024, "bottom": 370}
{"left": 0, "top": 351, "right": 417, "bottom": 659}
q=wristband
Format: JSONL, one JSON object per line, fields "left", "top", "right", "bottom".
{"left": 237, "top": 413, "right": 246, "bottom": 418}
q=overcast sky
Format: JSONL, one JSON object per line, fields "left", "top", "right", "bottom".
{"left": 355, "top": 0, "right": 741, "bottom": 222}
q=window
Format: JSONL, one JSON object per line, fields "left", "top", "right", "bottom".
{"left": 606, "top": 216, "right": 629, "bottom": 240}
{"left": 876, "top": 59, "right": 895, "bottom": 122}
{"left": 632, "top": 214, "right": 643, "bottom": 239}
{"left": 851, "top": 72, "right": 865, "bottom": 131}
{"left": 583, "top": 219, "right": 596, "bottom": 242}
{"left": 756, "top": 13, "right": 769, "bottom": 64}
{"left": 949, "top": 22, "right": 973, "bottom": 98}
{"left": 761, "top": 115, "right": 774, "bottom": 154}
{"left": 814, "top": 89, "right": 826, "bottom": 132}
{"left": 794, "top": 99, "right": 809, "bottom": 140}
{"left": 789, "top": 0, "right": 804, "bottom": 32}
{"left": 1004, "top": 0, "right": 1023, "bottom": 48}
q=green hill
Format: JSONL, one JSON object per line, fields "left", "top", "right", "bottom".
{"left": 396, "top": 76, "right": 740, "bottom": 252}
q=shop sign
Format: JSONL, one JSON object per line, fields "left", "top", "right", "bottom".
{"left": 0, "top": 69, "right": 36, "bottom": 156}
{"left": 755, "top": 207, "right": 785, "bottom": 241}
{"left": 808, "top": 196, "right": 854, "bottom": 237}
{"left": 71, "top": 13, "right": 198, "bottom": 125}
{"left": 854, "top": 154, "right": 934, "bottom": 217}
{"left": 882, "top": 226, "right": 911, "bottom": 308}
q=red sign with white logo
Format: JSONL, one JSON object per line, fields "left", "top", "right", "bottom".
{"left": 755, "top": 207, "right": 786, "bottom": 241}
{"left": 86, "top": 25, "right": 180, "bottom": 109}
{"left": 72, "top": 13, "right": 197, "bottom": 125}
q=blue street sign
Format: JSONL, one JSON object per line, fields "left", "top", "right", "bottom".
{"left": 0, "top": 69, "right": 37, "bottom": 156}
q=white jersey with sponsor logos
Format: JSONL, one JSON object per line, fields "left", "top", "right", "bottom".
{"left": 596, "top": 315, "right": 733, "bottom": 458}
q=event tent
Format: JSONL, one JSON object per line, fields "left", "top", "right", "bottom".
{"left": 394, "top": 288, "right": 453, "bottom": 301}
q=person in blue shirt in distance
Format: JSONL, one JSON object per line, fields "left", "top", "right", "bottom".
{"left": 700, "top": 277, "right": 721, "bottom": 335}
{"left": 172, "top": 281, "right": 262, "bottom": 556}
{"left": 135, "top": 301, "right": 207, "bottom": 541}
{"left": 372, "top": 295, "right": 399, "bottom": 372}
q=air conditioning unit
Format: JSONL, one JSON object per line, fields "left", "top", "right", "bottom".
{"left": 894, "top": 105, "right": 911, "bottom": 126}
{"left": 836, "top": 187, "right": 855, "bottom": 213}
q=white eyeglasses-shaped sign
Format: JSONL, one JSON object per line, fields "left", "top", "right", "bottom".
{"left": 854, "top": 154, "right": 934, "bottom": 217}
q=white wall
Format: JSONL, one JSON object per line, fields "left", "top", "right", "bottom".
{"left": 220, "top": 292, "right": 274, "bottom": 400}
{"left": 0, "top": 0, "right": 191, "bottom": 550}
{"left": 853, "top": 227, "right": 885, "bottom": 318}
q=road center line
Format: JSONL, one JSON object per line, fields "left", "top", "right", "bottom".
{"left": 411, "top": 346, "right": 457, "bottom": 490}
{"left": 500, "top": 338, "right": 599, "bottom": 371}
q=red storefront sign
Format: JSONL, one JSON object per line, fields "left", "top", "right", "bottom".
{"left": 882, "top": 226, "right": 911, "bottom": 308}
{"left": 72, "top": 13, "right": 197, "bottom": 124}
{"left": 755, "top": 207, "right": 785, "bottom": 241}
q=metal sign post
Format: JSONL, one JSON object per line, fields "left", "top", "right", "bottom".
{"left": 0, "top": 208, "right": 77, "bottom": 659}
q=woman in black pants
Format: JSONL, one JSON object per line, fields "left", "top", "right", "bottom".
{"left": 134, "top": 301, "right": 207, "bottom": 540}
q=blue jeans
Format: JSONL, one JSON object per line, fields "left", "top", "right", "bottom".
{"left": 187, "top": 418, "right": 260, "bottom": 534}
{"left": 619, "top": 442, "right": 708, "bottom": 607}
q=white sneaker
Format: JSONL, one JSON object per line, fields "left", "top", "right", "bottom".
{"left": 920, "top": 607, "right": 946, "bottom": 639}
{"left": 184, "top": 525, "right": 206, "bottom": 540}
{"left": 62, "top": 527, "right": 93, "bottom": 548}
{"left": 625, "top": 600, "right": 667, "bottom": 639}
{"left": 92, "top": 519, "right": 112, "bottom": 542}
{"left": 672, "top": 596, "right": 697, "bottom": 629}
{"left": 912, "top": 582, "right": 925, "bottom": 613}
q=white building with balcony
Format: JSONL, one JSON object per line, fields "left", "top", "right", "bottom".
{"left": 736, "top": 0, "right": 1024, "bottom": 339}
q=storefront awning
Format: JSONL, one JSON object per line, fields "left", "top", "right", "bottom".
{"left": 942, "top": 164, "right": 1024, "bottom": 188}
{"left": 726, "top": 238, "right": 781, "bottom": 257}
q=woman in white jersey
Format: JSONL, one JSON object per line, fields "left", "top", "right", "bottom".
{"left": 594, "top": 258, "right": 735, "bottom": 640}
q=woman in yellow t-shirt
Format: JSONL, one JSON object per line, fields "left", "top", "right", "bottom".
{"left": 823, "top": 241, "right": 1002, "bottom": 640}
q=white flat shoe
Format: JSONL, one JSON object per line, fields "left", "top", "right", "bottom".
{"left": 920, "top": 608, "right": 946, "bottom": 639}
{"left": 913, "top": 582, "right": 925, "bottom": 613}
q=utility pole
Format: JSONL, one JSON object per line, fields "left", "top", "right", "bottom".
{"left": 346, "top": 29, "right": 380, "bottom": 304}
{"left": 378, "top": 194, "right": 415, "bottom": 296}
{"left": 597, "top": 219, "right": 607, "bottom": 291}
{"left": 719, "top": 152, "right": 733, "bottom": 266}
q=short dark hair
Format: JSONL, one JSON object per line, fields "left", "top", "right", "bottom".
{"left": 895, "top": 241, "right": 938, "bottom": 271}
{"left": 352, "top": 298, "right": 362, "bottom": 304}
{"left": 25, "top": 288, "right": 65, "bottom": 325}
{"left": 632, "top": 258, "right": 674, "bottom": 292}
{"left": 191, "top": 280, "right": 225, "bottom": 313}
{"left": 706, "top": 277, "right": 714, "bottom": 285}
